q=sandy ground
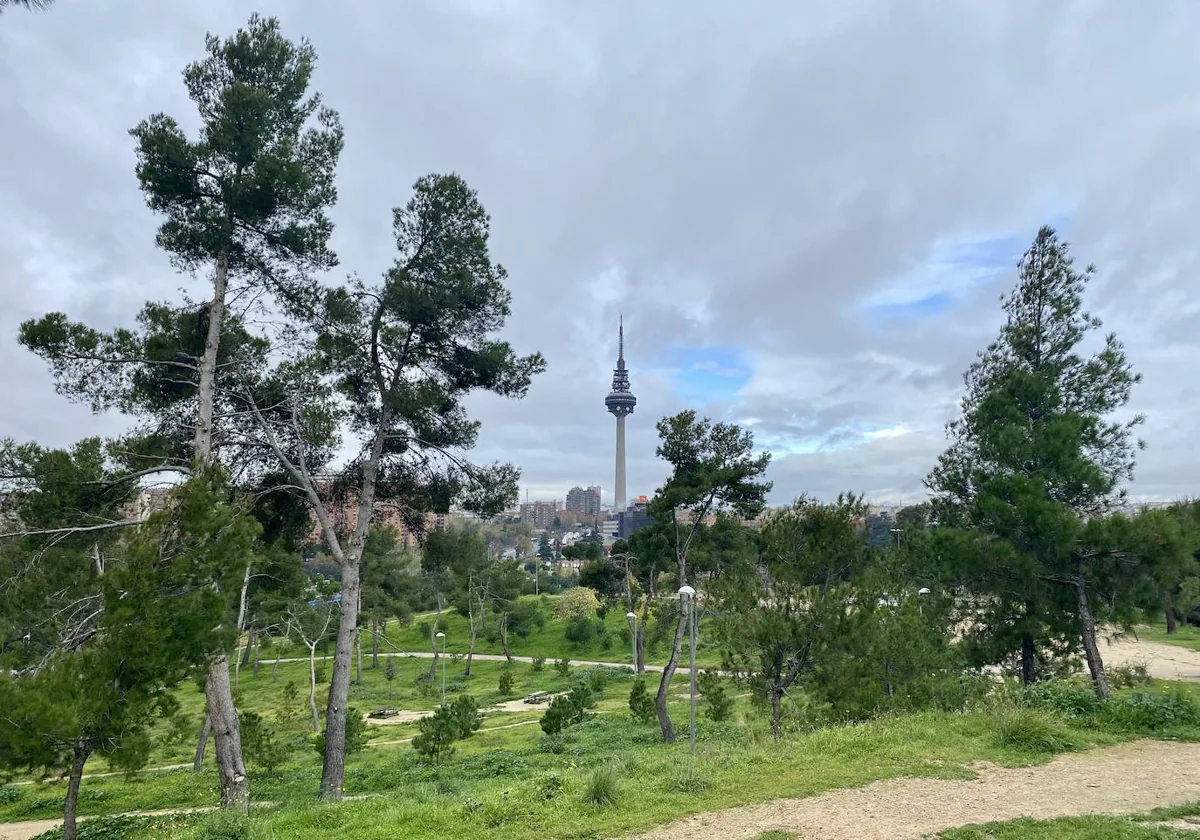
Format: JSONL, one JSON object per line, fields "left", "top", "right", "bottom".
{"left": 364, "top": 693, "right": 561, "bottom": 726}
{"left": 1103, "top": 634, "right": 1200, "bottom": 681}
{"left": 630, "top": 740, "right": 1200, "bottom": 840}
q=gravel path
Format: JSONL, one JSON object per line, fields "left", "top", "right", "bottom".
{"left": 630, "top": 740, "right": 1200, "bottom": 840}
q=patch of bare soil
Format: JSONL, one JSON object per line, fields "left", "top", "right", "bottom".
{"left": 1102, "top": 636, "right": 1200, "bottom": 681}
{"left": 630, "top": 741, "right": 1200, "bottom": 840}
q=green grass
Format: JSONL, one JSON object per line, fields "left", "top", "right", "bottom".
{"left": 1136, "top": 622, "right": 1200, "bottom": 652}
{"left": 940, "top": 811, "right": 1200, "bottom": 839}
{"left": 380, "top": 594, "right": 724, "bottom": 667}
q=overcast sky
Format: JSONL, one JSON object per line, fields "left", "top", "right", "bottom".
{"left": 2, "top": 0, "right": 1198, "bottom": 508}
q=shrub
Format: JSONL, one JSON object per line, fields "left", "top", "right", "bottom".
{"left": 555, "top": 658, "right": 571, "bottom": 677}
{"left": 586, "top": 667, "right": 609, "bottom": 694}
{"left": 699, "top": 671, "right": 733, "bottom": 722}
{"left": 540, "top": 685, "right": 596, "bottom": 735}
{"left": 582, "top": 764, "right": 621, "bottom": 807}
{"left": 600, "top": 633, "right": 613, "bottom": 650}
{"left": 565, "top": 615, "right": 598, "bottom": 644}
{"left": 194, "top": 811, "right": 251, "bottom": 840}
{"left": 1109, "top": 662, "right": 1152, "bottom": 690}
{"left": 412, "top": 695, "right": 483, "bottom": 763}
{"left": 992, "top": 709, "right": 1077, "bottom": 753}
{"left": 628, "top": 679, "right": 656, "bottom": 724}
{"left": 0, "top": 785, "right": 21, "bottom": 805}
{"left": 459, "top": 749, "right": 528, "bottom": 779}
{"left": 1102, "top": 690, "right": 1200, "bottom": 733}
{"left": 314, "top": 665, "right": 328, "bottom": 685}
{"left": 498, "top": 670, "right": 516, "bottom": 696}
{"left": 536, "top": 771, "right": 566, "bottom": 800}
{"left": 313, "top": 707, "right": 369, "bottom": 758}
{"left": 530, "top": 657, "right": 545, "bottom": 672}
{"left": 239, "top": 710, "right": 292, "bottom": 774}
{"left": 1018, "top": 678, "right": 1102, "bottom": 721}
{"left": 276, "top": 680, "right": 300, "bottom": 723}
{"left": 667, "top": 762, "right": 709, "bottom": 793}
{"left": 554, "top": 587, "right": 602, "bottom": 621}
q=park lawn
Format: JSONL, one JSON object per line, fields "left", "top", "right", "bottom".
{"left": 6, "top": 683, "right": 1180, "bottom": 839}
{"left": 378, "top": 594, "right": 725, "bottom": 668}
{"left": 938, "top": 806, "right": 1200, "bottom": 839}
{"left": 1136, "top": 622, "right": 1200, "bottom": 652}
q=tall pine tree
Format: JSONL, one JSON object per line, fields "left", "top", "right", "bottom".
{"left": 927, "top": 226, "right": 1142, "bottom": 693}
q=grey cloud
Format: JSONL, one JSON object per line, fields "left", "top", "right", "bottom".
{"left": 2, "top": 0, "right": 1198, "bottom": 505}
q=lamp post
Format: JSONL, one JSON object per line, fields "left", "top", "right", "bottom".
{"left": 890, "top": 527, "right": 902, "bottom": 549}
{"left": 917, "top": 587, "right": 930, "bottom": 616}
{"left": 678, "top": 584, "right": 697, "bottom": 755}
{"left": 435, "top": 631, "right": 446, "bottom": 706}
{"left": 626, "top": 611, "right": 638, "bottom": 674}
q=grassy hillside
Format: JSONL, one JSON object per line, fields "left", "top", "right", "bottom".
{"left": 378, "top": 594, "right": 724, "bottom": 667}
{"left": 1136, "top": 622, "right": 1200, "bottom": 652}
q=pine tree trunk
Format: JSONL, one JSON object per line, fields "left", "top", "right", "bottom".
{"left": 308, "top": 643, "right": 320, "bottom": 733}
{"left": 355, "top": 629, "right": 362, "bottom": 685}
{"left": 319, "top": 560, "right": 361, "bottom": 800}
{"left": 252, "top": 634, "right": 260, "bottom": 679}
{"left": 1164, "top": 592, "right": 1178, "bottom": 635}
{"left": 241, "top": 629, "right": 254, "bottom": 666}
{"left": 1076, "top": 576, "right": 1111, "bottom": 699}
{"left": 500, "top": 616, "right": 512, "bottom": 662}
{"left": 770, "top": 684, "right": 783, "bottom": 741}
{"left": 1021, "top": 600, "right": 1037, "bottom": 686}
{"left": 371, "top": 617, "right": 380, "bottom": 669}
{"left": 193, "top": 246, "right": 248, "bottom": 811}
{"left": 62, "top": 740, "right": 90, "bottom": 840}
{"left": 655, "top": 609, "right": 687, "bottom": 743}
{"left": 193, "top": 713, "right": 211, "bottom": 771}
{"left": 271, "top": 655, "right": 280, "bottom": 683}
{"left": 466, "top": 625, "right": 477, "bottom": 676}
{"left": 205, "top": 659, "right": 249, "bottom": 811}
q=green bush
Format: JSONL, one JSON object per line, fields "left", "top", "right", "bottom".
{"left": 195, "top": 812, "right": 250, "bottom": 840}
{"left": 586, "top": 667, "right": 609, "bottom": 694}
{"left": 313, "top": 707, "right": 368, "bottom": 758}
{"left": 628, "top": 679, "right": 656, "bottom": 724}
{"left": 535, "top": 770, "right": 566, "bottom": 800}
{"left": 582, "top": 764, "right": 621, "bottom": 807}
{"left": 555, "top": 658, "right": 571, "bottom": 677}
{"left": 239, "top": 710, "right": 292, "bottom": 774}
{"left": 992, "top": 709, "right": 1077, "bottom": 753}
{"left": 565, "top": 616, "right": 597, "bottom": 644}
{"left": 458, "top": 749, "right": 528, "bottom": 779}
{"left": 554, "top": 587, "right": 601, "bottom": 621}
{"left": 0, "top": 785, "right": 21, "bottom": 805}
{"left": 1109, "top": 663, "right": 1152, "bottom": 689}
{"left": 1018, "top": 678, "right": 1102, "bottom": 720}
{"left": 530, "top": 657, "right": 545, "bottom": 672}
{"left": 540, "top": 685, "right": 596, "bottom": 735}
{"left": 699, "top": 671, "right": 733, "bottom": 722}
{"left": 498, "top": 671, "right": 516, "bottom": 696}
{"left": 412, "top": 695, "right": 483, "bottom": 763}
{"left": 29, "top": 815, "right": 191, "bottom": 840}
{"left": 1102, "top": 690, "right": 1200, "bottom": 733}
{"left": 667, "top": 762, "right": 709, "bottom": 793}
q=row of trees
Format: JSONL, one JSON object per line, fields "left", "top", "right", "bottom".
{"left": 2, "top": 13, "right": 543, "bottom": 836}
{"left": 594, "top": 227, "right": 1198, "bottom": 742}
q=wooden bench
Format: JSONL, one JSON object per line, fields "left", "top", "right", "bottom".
{"left": 523, "top": 691, "right": 551, "bottom": 705}
{"left": 368, "top": 707, "right": 400, "bottom": 719}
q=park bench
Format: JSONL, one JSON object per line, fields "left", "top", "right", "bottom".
{"left": 368, "top": 707, "right": 399, "bottom": 719}
{"left": 523, "top": 691, "right": 551, "bottom": 705}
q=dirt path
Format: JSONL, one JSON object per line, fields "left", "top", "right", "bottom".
{"left": 631, "top": 740, "right": 1200, "bottom": 840}
{"left": 1104, "top": 635, "right": 1200, "bottom": 681}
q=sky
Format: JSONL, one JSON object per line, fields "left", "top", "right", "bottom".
{"left": 2, "top": 0, "right": 1198, "bottom": 509}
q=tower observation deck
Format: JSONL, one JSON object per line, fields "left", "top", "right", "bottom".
{"left": 604, "top": 316, "right": 636, "bottom": 510}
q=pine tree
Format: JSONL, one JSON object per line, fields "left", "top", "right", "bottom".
{"left": 927, "top": 226, "right": 1142, "bottom": 694}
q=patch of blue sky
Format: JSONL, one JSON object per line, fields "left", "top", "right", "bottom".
{"left": 756, "top": 422, "right": 905, "bottom": 457}
{"left": 859, "top": 210, "right": 1077, "bottom": 323}
{"left": 655, "top": 344, "right": 752, "bottom": 403}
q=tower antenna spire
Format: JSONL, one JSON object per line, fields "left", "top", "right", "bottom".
{"left": 605, "top": 315, "right": 636, "bottom": 511}
{"left": 618, "top": 314, "right": 624, "bottom": 362}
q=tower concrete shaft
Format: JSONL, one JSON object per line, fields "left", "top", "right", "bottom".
{"left": 614, "top": 414, "right": 627, "bottom": 511}
{"left": 604, "top": 315, "right": 636, "bottom": 511}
